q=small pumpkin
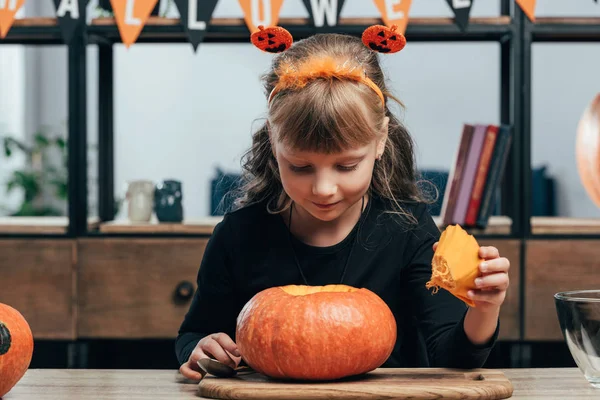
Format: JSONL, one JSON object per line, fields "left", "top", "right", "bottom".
{"left": 426, "top": 225, "right": 482, "bottom": 307}
{"left": 575, "top": 93, "right": 600, "bottom": 209}
{"left": 0, "top": 303, "right": 34, "bottom": 398}
{"left": 251, "top": 25, "right": 293, "bottom": 53}
{"left": 362, "top": 24, "right": 406, "bottom": 54}
{"left": 236, "top": 284, "right": 397, "bottom": 381}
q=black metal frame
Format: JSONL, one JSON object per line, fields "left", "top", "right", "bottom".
{"left": 98, "top": 45, "right": 114, "bottom": 223}
{"left": 68, "top": 27, "right": 89, "bottom": 237}
{"left": 2, "top": 3, "right": 600, "bottom": 241}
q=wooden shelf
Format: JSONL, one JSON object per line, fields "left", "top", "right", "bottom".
{"left": 531, "top": 217, "right": 600, "bottom": 235}
{"left": 533, "top": 17, "right": 600, "bottom": 25}
{"left": 12, "top": 17, "right": 58, "bottom": 27}
{"left": 0, "top": 217, "right": 68, "bottom": 234}
{"left": 91, "top": 16, "right": 512, "bottom": 27}
{"left": 9, "top": 215, "right": 600, "bottom": 236}
{"left": 531, "top": 17, "right": 600, "bottom": 41}
{"left": 1, "top": 17, "right": 62, "bottom": 45}
{"left": 0, "top": 217, "right": 99, "bottom": 234}
{"left": 96, "top": 215, "right": 511, "bottom": 235}
{"left": 91, "top": 16, "right": 179, "bottom": 26}
{"left": 98, "top": 217, "right": 222, "bottom": 234}
{"left": 433, "top": 215, "right": 512, "bottom": 235}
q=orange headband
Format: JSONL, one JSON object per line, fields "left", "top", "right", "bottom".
{"left": 268, "top": 56, "right": 385, "bottom": 106}
{"left": 250, "top": 24, "right": 406, "bottom": 107}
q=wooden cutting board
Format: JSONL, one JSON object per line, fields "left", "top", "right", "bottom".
{"left": 197, "top": 368, "right": 514, "bottom": 399}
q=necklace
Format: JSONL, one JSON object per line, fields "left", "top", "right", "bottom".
{"left": 286, "top": 196, "right": 365, "bottom": 286}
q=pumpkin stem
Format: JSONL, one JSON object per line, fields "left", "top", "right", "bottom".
{"left": 0, "top": 322, "right": 11, "bottom": 355}
{"left": 390, "top": 24, "right": 398, "bottom": 32}
{"left": 257, "top": 25, "right": 265, "bottom": 31}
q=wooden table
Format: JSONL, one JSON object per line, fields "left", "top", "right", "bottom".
{"left": 3, "top": 368, "right": 599, "bottom": 399}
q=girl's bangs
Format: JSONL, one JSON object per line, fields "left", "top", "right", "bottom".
{"left": 270, "top": 80, "right": 381, "bottom": 153}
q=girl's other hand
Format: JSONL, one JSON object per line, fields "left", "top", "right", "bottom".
{"left": 179, "top": 332, "right": 242, "bottom": 381}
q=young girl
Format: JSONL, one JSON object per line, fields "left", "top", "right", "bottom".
{"left": 176, "top": 27, "right": 510, "bottom": 381}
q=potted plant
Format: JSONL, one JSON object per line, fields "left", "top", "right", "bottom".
{"left": 1, "top": 130, "right": 67, "bottom": 216}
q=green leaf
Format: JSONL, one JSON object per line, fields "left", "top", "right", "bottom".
{"left": 48, "top": 178, "right": 68, "bottom": 200}
{"left": 3, "top": 137, "right": 29, "bottom": 154}
{"left": 3, "top": 140, "right": 11, "bottom": 157}
{"left": 11, "top": 171, "right": 40, "bottom": 201}
{"left": 34, "top": 133, "right": 49, "bottom": 148}
{"left": 55, "top": 137, "right": 66, "bottom": 149}
{"left": 6, "top": 179, "right": 18, "bottom": 194}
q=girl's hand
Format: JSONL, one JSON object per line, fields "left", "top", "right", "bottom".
{"left": 432, "top": 243, "right": 510, "bottom": 312}
{"left": 179, "top": 332, "right": 242, "bottom": 381}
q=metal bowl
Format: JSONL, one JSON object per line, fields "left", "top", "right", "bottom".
{"left": 555, "top": 290, "right": 600, "bottom": 388}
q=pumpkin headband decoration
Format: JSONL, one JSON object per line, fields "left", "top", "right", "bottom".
{"left": 250, "top": 24, "right": 407, "bottom": 107}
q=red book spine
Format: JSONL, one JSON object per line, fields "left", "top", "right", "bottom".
{"left": 465, "top": 125, "right": 499, "bottom": 226}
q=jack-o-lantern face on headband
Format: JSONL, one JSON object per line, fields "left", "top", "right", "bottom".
{"left": 251, "top": 25, "right": 293, "bottom": 53}
{"left": 250, "top": 24, "right": 407, "bottom": 56}
{"left": 361, "top": 25, "right": 406, "bottom": 54}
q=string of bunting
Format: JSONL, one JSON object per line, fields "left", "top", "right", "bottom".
{"left": 0, "top": 1, "right": 595, "bottom": 46}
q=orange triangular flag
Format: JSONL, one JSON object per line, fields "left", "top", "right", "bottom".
{"left": 110, "top": 0, "right": 158, "bottom": 48}
{"left": 239, "top": 0, "right": 284, "bottom": 34}
{"left": 373, "top": 0, "right": 412, "bottom": 35}
{"left": 0, "top": 0, "right": 25, "bottom": 39}
{"left": 515, "top": 0, "right": 536, "bottom": 22}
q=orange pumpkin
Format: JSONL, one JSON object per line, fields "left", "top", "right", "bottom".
{"left": 362, "top": 24, "right": 406, "bottom": 54}
{"left": 251, "top": 25, "right": 293, "bottom": 53}
{"left": 236, "top": 284, "right": 397, "bottom": 381}
{"left": 575, "top": 93, "right": 600, "bottom": 209}
{"left": 426, "top": 225, "right": 482, "bottom": 307}
{"left": 0, "top": 303, "right": 34, "bottom": 398}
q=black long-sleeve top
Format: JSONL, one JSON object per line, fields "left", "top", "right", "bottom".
{"left": 175, "top": 196, "right": 498, "bottom": 368}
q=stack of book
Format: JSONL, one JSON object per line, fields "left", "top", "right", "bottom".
{"left": 439, "top": 124, "right": 513, "bottom": 229}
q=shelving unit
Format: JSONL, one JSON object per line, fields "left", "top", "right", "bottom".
{"left": 521, "top": 16, "right": 600, "bottom": 238}
{"left": 88, "top": 11, "right": 521, "bottom": 240}
{"left": 2, "top": 2, "right": 600, "bottom": 370}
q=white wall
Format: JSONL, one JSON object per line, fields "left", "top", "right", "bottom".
{"left": 0, "top": 4, "right": 27, "bottom": 214}
{"left": 0, "top": 45, "right": 26, "bottom": 213}
{"left": 8, "top": 0, "right": 600, "bottom": 218}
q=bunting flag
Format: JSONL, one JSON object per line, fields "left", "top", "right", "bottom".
{"left": 239, "top": 0, "right": 285, "bottom": 34}
{"left": 100, "top": 0, "right": 159, "bottom": 14}
{"left": 0, "top": 0, "right": 25, "bottom": 39}
{"left": 173, "top": 0, "right": 219, "bottom": 51}
{"left": 302, "top": 0, "right": 346, "bottom": 28}
{"left": 52, "top": 0, "right": 88, "bottom": 43}
{"left": 515, "top": 0, "right": 536, "bottom": 22}
{"left": 446, "top": 0, "right": 473, "bottom": 31}
{"left": 372, "top": 0, "right": 412, "bottom": 35}
{"left": 110, "top": 0, "right": 158, "bottom": 48}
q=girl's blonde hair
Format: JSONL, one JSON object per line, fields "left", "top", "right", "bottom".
{"left": 231, "top": 33, "right": 432, "bottom": 223}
